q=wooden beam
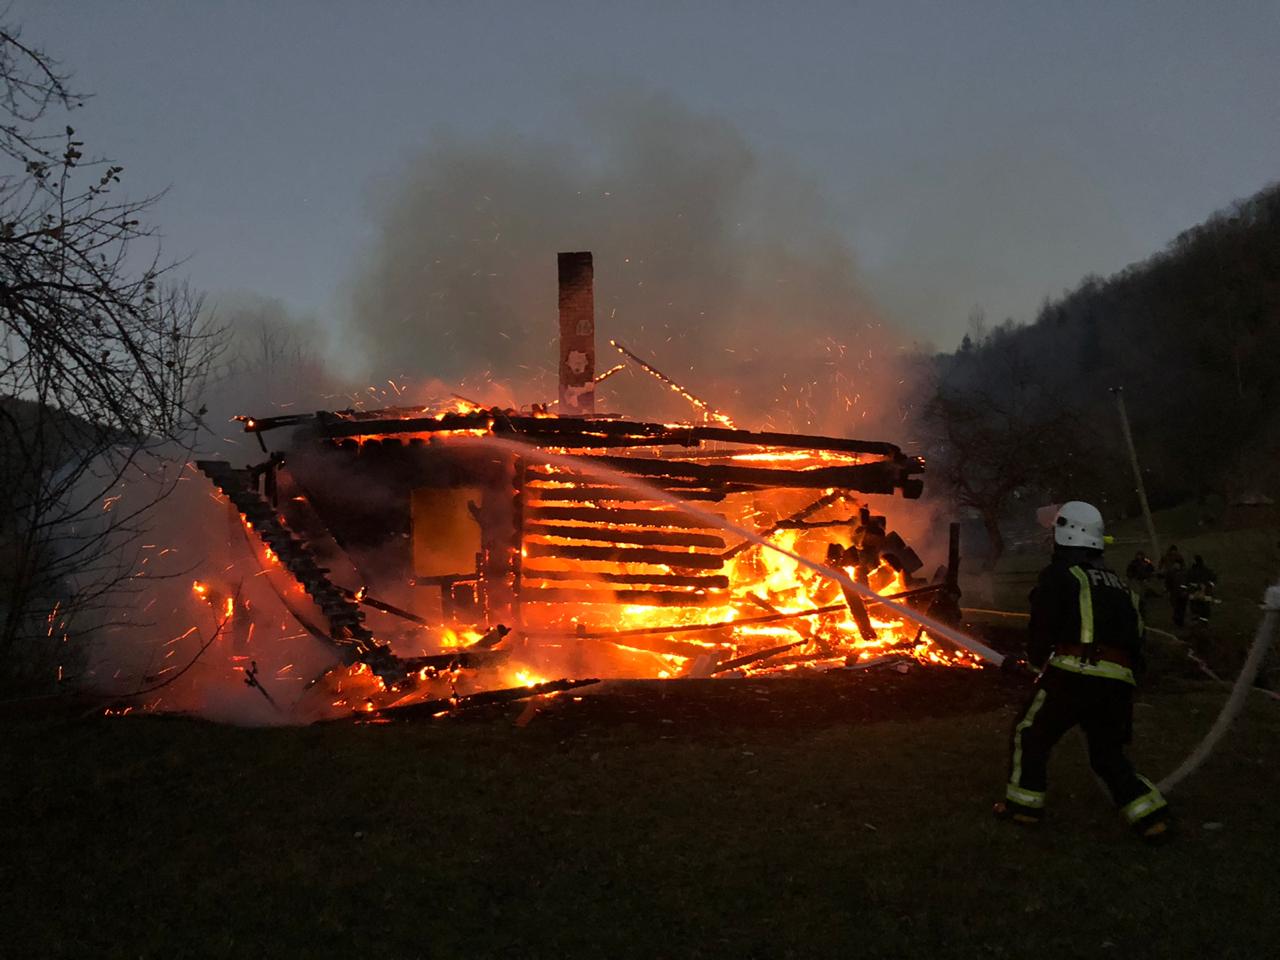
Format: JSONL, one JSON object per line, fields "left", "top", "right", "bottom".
{"left": 520, "top": 568, "right": 730, "bottom": 589}
{"left": 839, "top": 582, "right": 878, "bottom": 643}
{"left": 523, "top": 542, "right": 725, "bottom": 569}
{"left": 307, "top": 411, "right": 905, "bottom": 459}
{"left": 863, "top": 582, "right": 946, "bottom": 609}
{"left": 584, "top": 455, "right": 909, "bottom": 493}
{"left": 520, "top": 587, "right": 727, "bottom": 607}
{"left": 526, "top": 484, "right": 726, "bottom": 503}
{"left": 712, "top": 641, "right": 805, "bottom": 674}
{"left": 527, "top": 467, "right": 711, "bottom": 488}
{"left": 520, "top": 602, "right": 849, "bottom": 641}
{"left": 587, "top": 633, "right": 725, "bottom": 659}
{"left": 393, "top": 650, "right": 510, "bottom": 672}
{"left": 524, "top": 523, "right": 726, "bottom": 549}
{"left": 527, "top": 505, "right": 716, "bottom": 529}
{"left": 372, "top": 677, "right": 600, "bottom": 721}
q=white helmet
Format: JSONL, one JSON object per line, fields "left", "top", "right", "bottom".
{"left": 1053, "top": 501, "right": 1105, "bottom": 550}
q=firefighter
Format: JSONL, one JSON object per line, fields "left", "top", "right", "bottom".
{"left": 1159, "top": 545, "right": 1188, "bottom": 627}
{"left": 1185, "top": 555, "right": 1217, "bottom": 624}
{"left": 994, "top": 501, "right": 1171, "bottom": 843}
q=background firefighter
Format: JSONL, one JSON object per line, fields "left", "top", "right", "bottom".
{"left": 1185, "top": 555, "right": 1218, "bottom": 625}
{"left": 995, "top": 501, "right": 1171, "bottom": 842}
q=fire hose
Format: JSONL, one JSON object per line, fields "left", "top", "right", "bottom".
{"left": 966, "top": 585, "right": 1280, "bottom": 794}
{"left": 1157, "top": 585, "right": 1278, "bottom": 793}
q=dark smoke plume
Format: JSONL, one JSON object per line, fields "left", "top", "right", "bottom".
{"left": 346, "top": 88, "right": 910, "bottom": 434}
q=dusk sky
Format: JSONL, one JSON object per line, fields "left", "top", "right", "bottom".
{"left": 15, "top": 1, "right": 1280, "bottom": 352}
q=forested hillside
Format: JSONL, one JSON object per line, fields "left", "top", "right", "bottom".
{"left": 922, "top": 181, "right": 1280, "bottom": 560}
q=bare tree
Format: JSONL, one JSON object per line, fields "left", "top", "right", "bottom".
{"left": 211, "top": 294, "right": 336, "bottom": 413}
{"left": 923, "top": 326, "right": 1093, "bottom": 568}
{"left": 0, "top": 24, "right": 223, "bottom": 690}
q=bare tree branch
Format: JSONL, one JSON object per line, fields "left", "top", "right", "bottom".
{"left": 0, "top": 23, "right": 224, "bottom": 691}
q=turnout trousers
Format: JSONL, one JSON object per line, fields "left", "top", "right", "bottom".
{"left": 1005, "top": 666, "right": 1167, "bottom": 826}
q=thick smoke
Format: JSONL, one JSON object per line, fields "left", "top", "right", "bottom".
{"left": 346, "top": 89, "right": 911, "bottom": 434}
{"left": 200, "top": 293, "right": 343, "bottom": 428}
{"left": 86, "top": 94, "right": 951, "bottom": 722}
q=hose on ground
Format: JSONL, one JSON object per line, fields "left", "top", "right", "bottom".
{"left": 963, "top": 586, "right": 1280, "bottom": 796}
{"left": 1157, "top": 599, "right": 1278, "bottom": 793}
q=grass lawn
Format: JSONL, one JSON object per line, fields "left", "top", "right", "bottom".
{"left": 5, "top": 670, "right": 1280, "bottom": 959}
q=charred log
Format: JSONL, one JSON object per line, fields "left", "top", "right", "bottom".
{"left": 393, "top": 650, "right": 511, "bottom": 672}
{"left": 520, "top": 568, "right": 730, "bottom": 589}
{"left": 524, "top": 523, "right": 726, "bottom": 549}
{"left": 526, "top": 484, "right": 727, "bottom": 503}
{"left": 523, "top": 542, "right": 725, "bottom": 570}
{"left": 370, "top": 677, "right": 600, "bottom": 721}
{"left": 584, "top": 455, "right": 917, "bottom": 495}
{"left": 520, "top": 587, "right": 727, "bottom": 607}
{"left": 838, "top": 582, "right": 878, "bottom": 643}
{"left": 521, "top": 602, "right": 849, "bottom": 641}
{"left": 526, "top": 505, "right": 717, "bottom": 528}
{"left": 712, "top": 641, "right": 805, "bottom": 674}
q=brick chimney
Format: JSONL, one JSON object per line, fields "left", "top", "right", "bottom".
{"left": 557, "top": 251, "right": 595, "bottom": 415}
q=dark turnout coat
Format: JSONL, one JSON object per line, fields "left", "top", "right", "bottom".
{"left": 1027, "top": 550, "right": 1145, "bottom": 682}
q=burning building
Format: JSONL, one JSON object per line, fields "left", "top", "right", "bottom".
{"left": 189, "top": 252, "right": 974, "bottom": 720}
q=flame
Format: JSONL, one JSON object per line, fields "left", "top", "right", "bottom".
{"left": 437, "top": 626, "right": 483, "bottom": 650}
{"left": 518, "top": 479, "right": 978, "bottom": 676}
{"left": 184, "top": 398, "right": 970, "bottom": 723}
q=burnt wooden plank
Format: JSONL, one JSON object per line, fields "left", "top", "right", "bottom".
{"left": 526, "top": 468, "right": 712, "bottom": 488}
{"left": 520, "top": 568, "right": 730, "bottom": 589}
{"left": 523, "top": 542, "right": 725, "bottom": 570}
{"left": 521, "top": 587, "right": 726, "bottom": 607}
{"left": 712, "top": 641, "right": 805, "bottom": 674}
{"left": 371, "top": 678, "right": 599, "bottom": 721}
{"left": 524, "top": 523, "right": 726, "bottom": 549}
{"left": 526, "top": 485, "right": 727, "bottom": 503}
{"left": 533, "top": 602, "right": 849, "bottom": 640}
{"left": 310, "top": 411, "right": 904, "bottom": 459}
{"left": 585, "top": 455, "right": 908, "bottom": 493}
{"left": 526, "top": 505, "right": 716, "bottom": 528}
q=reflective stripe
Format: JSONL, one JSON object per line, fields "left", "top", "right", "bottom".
{"left": 1048, "top": 654, "right": 1135, "bottom": 685}
{"left": 1010, "top": 688, "right": 1047, "bottom": 794}
{"left": 1120, "top": 776, "right": 1167, "bottom": 824}
{"left": 1005, "top": 784, "right": 1046, "bottom": 809}
{"left": 1070, "top": 566, "right": 1094, "bottom": 645}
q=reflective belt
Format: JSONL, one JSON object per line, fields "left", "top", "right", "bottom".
{"left": 1120, "top": 776, "right": 1167, "bottom": 824}
{"left": 1069, "top": 566, "right": 1094, "bottom": 646}
{"left": 1008, "top": 689, "right": 1047, "bottom": 803}
{"left": 1047, "top": 653, "right": 1135, "bottom": 685}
